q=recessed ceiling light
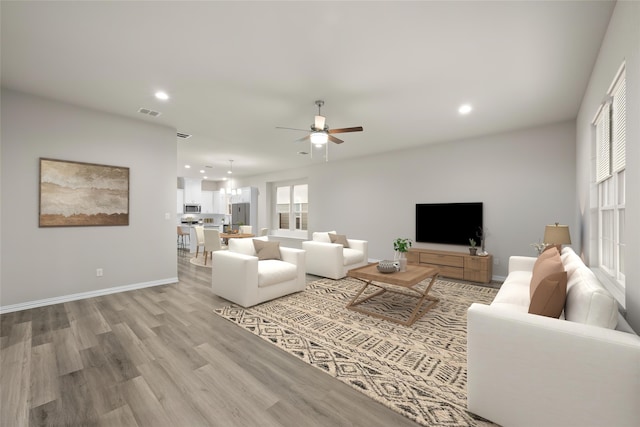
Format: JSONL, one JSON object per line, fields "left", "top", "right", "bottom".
{"left": 184, "top": 165, "right": 191, "bottom": 169}
{"left": 203, "top": 176, "right": 208, "bottom": 179}
{"left": 155, "top": 91, "right": 169, "bottom": 101}
{"left": 458, "top": 104, "right": 473, "bottom": 115}
{"left": 200, "top": 170, "right": 205, "bottom": 173}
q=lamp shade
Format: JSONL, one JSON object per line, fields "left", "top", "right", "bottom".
{"left": 543, "top": 223, "right": 571, "bottom": 245}
{"left": 314, "top": 115, "right": 326, "bottom": 130}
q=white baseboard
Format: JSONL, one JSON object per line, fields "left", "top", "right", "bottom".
{"left": 0, "top": 277, "right": 178, "bottom": 314}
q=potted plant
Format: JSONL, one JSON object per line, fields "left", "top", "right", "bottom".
{"left": 469, "top": 238, "right": 478, "bottom": 256}
{"left": 393, "top": 238, "right": 412, "bottom": 271}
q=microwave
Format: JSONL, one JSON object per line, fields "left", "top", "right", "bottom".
{"left": 184, "top": 204, "right": 201, "bottom": 214}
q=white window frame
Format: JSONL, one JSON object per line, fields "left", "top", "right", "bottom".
{"left": 592, "top": 64, "right": 626, "bottom": 295}
{"left": 270, "top": 180, "right": 308, "bottom": 239}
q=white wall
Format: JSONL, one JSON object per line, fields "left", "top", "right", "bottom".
{"left": 241, "top": 120, "right": 577, "bottom": 279}
{"left": 0, "top": 89, "right": 178, "bottom": 309}
{"left": 576, "top": 0, "right": 640, "bottom": 331}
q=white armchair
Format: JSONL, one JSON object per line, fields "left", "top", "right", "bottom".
{"left": 302, "top": 231, "right": 368, "bottom": 279}
{"left": 211, "top": 237, "right": 306, "bottom": 307}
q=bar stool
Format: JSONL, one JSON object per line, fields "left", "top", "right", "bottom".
{"left": 177, "top": 225, "right": 190, "bottom": 249}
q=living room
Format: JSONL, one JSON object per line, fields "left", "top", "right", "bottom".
{"left": 1, "top": 1, "right": 639, "bottom": 426}
{"left": 1, "top": 0, "right": 637, "bottom": 328}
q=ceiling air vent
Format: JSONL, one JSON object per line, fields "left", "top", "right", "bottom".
{"left": 138, "top": 107, "right": 161, "bottom": 117}
{"left": 177, "top": 132, "right": 192, "bottom": 139}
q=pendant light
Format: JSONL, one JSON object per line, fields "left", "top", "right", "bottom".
{"left": 225, "top": 160, "right": 241, "bottom": 196}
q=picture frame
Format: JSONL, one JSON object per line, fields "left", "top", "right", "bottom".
{"left": 39, "top": 158, "right": 129, "bottom": 227}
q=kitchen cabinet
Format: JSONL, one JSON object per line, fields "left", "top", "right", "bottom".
{"left": 229, "top": 186, "right": 256, "bottom": 204}
{"left": 212, "top": 191, "right": 227, "bottom": 214}
{"left": 183, "top": 178, "right": 202, "bottom": 204}
{"left": 201, "top": 191, "right": 214, "bottom": 213}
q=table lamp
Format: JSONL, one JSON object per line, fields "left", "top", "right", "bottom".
{"left": 543, "top": 223, "right": 572, "bottom": 251}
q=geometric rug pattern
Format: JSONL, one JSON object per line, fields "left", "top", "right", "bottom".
{"left": 215, "top": 277, "right": 499, "bottom": 426}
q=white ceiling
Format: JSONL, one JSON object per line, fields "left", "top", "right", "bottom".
{"left": 1, "top": 1, "right": 615, "bottom": 181}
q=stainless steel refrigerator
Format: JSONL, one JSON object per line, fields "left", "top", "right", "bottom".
{"left": 231, "top": 203, "right": 250, "bottom": 227}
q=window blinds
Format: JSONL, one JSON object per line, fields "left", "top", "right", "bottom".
{"left": 611, "top": 74, "right": 626, "bottom": 172}
{"left": 594, "top": 68, "right": 625, "bottom": 183}
{"left": 595, "top": 102, "right": 611, "bottom": 182}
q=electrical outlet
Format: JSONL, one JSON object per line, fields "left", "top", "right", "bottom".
{"left": 165, "top": 212, "right": 171, "bottom": 220}
{"left": 493, "top": 258, "right": 500, "bottom": 266}
{"left": 96, "top": 268, "right": 103, "bottom": 277}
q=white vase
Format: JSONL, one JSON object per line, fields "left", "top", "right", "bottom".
{"left": 395, "top": 251, "right": 408, "bottom": 272}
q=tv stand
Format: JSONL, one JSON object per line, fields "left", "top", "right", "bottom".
{"left": 407, "top": 248, "right": 492, "bottom": 284}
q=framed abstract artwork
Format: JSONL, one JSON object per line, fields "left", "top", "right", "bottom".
{"left": 39, "top": 158, "right": 129, "bottom": 227}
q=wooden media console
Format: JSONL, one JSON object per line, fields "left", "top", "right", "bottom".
{"left": 407, "top": 248, "right": 493, "bottom": 284}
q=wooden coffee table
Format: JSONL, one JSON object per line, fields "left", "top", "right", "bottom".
{"left": 346, "top": 263, "right": 440, "bottom": 326}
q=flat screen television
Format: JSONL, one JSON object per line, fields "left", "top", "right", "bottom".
{"left": 416, "top": 202, "right": 483, "bottom": 246}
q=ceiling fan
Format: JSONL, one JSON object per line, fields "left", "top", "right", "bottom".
{"left": 277, "top": 100, "right": 363, "bottom": 148}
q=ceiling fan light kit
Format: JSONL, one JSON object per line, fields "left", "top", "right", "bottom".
{"left": 310, "top": 131, "right": 328, "bottom": 146}
{"left": 276, "top": 100, "right": 363, "bottom": 161}
{"left": 314, "top": 113, "right": 326, "bottom": 130}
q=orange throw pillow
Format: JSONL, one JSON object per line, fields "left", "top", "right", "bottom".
{"left": 528, "top": 271, "right": 568, "bottom": 318}
{"left": 529, "top": 246, "right": 563, "bottom": 300}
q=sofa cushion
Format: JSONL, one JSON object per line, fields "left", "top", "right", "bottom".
{"left": 565, "top": 266, "right": 618, "bottom": 329}
{"left": 528, "top": 271, "right": 568, "bottom": 318}
{"left": 529, "top": 247, "right": 564, "bottom": 299}
{"left": 253, "top": 239, "right": 281, "bottom": 260}
{"left": 230, "top": 236, "right": 268, "bottom": 256}
{"left": 343, "top": 248, "right": 364, "bottom": 266}
{"left": 560, "top": 248, "right": 585, "bottom": 281}
{"left": 492, "top": 271, "right": 532, "bottom": 307}
{"left": 329, "top": 233, "right": 350, "bottom": 248}
{"left": 257, "top": 260, "right": 297, "bottom": 288}
{"left": 312, "top": 231, "right": 337, "bottom": 243}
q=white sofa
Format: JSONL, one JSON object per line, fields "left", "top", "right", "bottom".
{"left": 211, "top": 237, "right": 306, "bottom": 307}
{"left": 467, "top": 247, "right": 640, "bottom": 427}
{"left": 302, "top": 231, "right": 368, "bottom": 279}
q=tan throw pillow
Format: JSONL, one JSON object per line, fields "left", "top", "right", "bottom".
{"left": 528, "top": 271, "right": 568, "bottom": 318}
{"left": 530, "top": 246, "right": 563, "bottom": 299}
{"left": 252, "top": 239, "right": 281, "bottom": 260}
{"left": 539, "top": 244, "right": 559, "bottom": 259}
{"left": 328, "top": 233, "right": 350, "bottom": 248}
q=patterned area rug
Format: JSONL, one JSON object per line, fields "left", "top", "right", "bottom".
{"left": 214, "top": 277, "right": 499, "bottom": 427}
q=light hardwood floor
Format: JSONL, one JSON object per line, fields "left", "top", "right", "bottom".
{"left": 1, "top": 249, "right": 422, "bottom": 427}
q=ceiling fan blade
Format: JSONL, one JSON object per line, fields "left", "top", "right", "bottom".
{"left": 295, "top": 134, "right": 311, "bottom": 143}
{"left": 328, "top": 126, "right": 363, "bottom": 134}
{"left": 328, "top": 135, "right": 344, "bottom": 144}
{"left": 276, "top": 126, "right": 309, "bottom": 132}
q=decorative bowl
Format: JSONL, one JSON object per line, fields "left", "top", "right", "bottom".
{"left": 377, "top": 260, "right": 399, "bottom": 274}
